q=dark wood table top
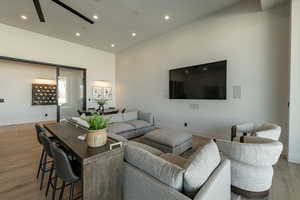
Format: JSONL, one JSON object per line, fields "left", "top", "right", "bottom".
{"left": 44, "top": 122, "right": 117, "bottom": 161}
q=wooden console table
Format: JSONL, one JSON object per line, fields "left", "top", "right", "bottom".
{"left": 44, "top": 122, "right": 123, "bottom": 200}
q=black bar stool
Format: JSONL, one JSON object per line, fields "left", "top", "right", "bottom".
{"left": 49, "top": 142, "right": 81, "bottom": 200}
{"left": 40, "top": 133, "right": 69, "bottom": 199}
{"left": 38, "top": 130, "right": 55, "bottom": 190}
{"left": 35, "top": 124, "right": 54, "bottom": 190}
{"left": 35, "top": 124, "right": 46, "bottom": 180}
{"left": 40, "top": 133, "right": 60, "bottom": 199}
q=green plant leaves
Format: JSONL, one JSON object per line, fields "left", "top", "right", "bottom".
{"left": 85, "top": 113, "right": 109, "bottom": 130}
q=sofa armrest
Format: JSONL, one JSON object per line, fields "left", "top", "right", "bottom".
{"left": 138, "top": 111, "right": 155, "bottom": 125}
{"left": 193, "top": 159, "right": 231, "bottom": 200}
{"left": 255, "top": 123, "right": 281, "bottom": 141}
{"left": 108, "top": 132, "right": 128, "bottom": 143}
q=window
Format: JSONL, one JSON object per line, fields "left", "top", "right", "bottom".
{"left": 58, "top": 76, "right": 67, "bottom": 105}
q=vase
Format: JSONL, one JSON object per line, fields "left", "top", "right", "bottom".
{"left": 98, "top": 104, "right": 105, "bottom": 114}
{"left": 87, "top": 129, "right": 107, "bottom": 148}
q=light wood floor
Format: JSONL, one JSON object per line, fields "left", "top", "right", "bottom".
{"left": 0, "top": 123, "right": 299, "bottom": 200}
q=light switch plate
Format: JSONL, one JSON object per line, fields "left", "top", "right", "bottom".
{"left": 232, "top": 85, "right": 241, "bottom": 99}
{"left": 189, "top": 104, "right": 199, "bottom": 110}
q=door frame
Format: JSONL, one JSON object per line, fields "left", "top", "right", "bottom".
{"left": 0, "top": 56, "right": 87, "bottom": 122}
{"left": 56, "top": 67, "right": 87, "bottom": 122}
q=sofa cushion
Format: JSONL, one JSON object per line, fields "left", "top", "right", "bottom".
{"left": 107, "top": 122, "right": 135, "bottom": 134}
{"left": 104, "top": 113, "right": 124, "bottom": 123}
{"left": 138, "top": 111, "right": 154, "bottom": 124}
{"left": 119, "top": 130, "right": 144, "bottom": 140}
{"left": 144, "top": 128, "right": 192, "bottom": 147}
{"left": 124, "top": 142, "right": 185, "bottom": 191}
{"left": 127, "top": 141, "right": 163, "bottom": 156}
{"left": 127, "top": 120, "right": 152, "bottom": 129}
{"left": 183, "top": 140, "right": 221, "bottom": 198}
{"left": 119, "top": 126, "right": 156, "bottom": 140}
{"left": 123, "top": 111, "right": 138, "bottom": 121}
{"left": 71, "top": 117, "right": 89, "bottom": 128}
{"left": 160, "top": 153, "right": 187, "bottom": 168}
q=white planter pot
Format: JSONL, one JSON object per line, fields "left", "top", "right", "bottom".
{"left": 87, "top": 129, "right": 107, "bottom": 148}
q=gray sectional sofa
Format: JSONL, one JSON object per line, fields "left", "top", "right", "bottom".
{"left": 74, "top": 110, "right": 231, "bottom": 199}
{"left": 105, "top": 110, "right": 156, "bottom": 140}
{"left": 122, "top": 140, "right": 231, "bottom": 200}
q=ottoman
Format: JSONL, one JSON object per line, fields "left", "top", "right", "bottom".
{"left": 142, "top": 128, "right": 193, "bottom": 155}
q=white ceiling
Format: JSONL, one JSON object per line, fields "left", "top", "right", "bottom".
{"left": 0, "top": 0, "right": 240, "bottom": 53}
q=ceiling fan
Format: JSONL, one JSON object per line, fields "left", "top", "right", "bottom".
{"left": 32, "top": 0, "right": 94, "bottom": 24}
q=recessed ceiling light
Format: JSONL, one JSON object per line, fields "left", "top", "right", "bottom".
{"left": 111, "top": 44, "right": 115, "bottom": 48}
{"left": 164, "top": 15, "right": 170, "bottom": 20}
{"left": 75, "top": 32, "right": 81, "bottom": 37}
{"left": 93, "top": 15, "right": 99, "bottom": 20}
{"left": 21, "top": 15, "right": 28, "bottom": 20}
{"left": 132, "top": 32, "right": 137, "bottom": 37}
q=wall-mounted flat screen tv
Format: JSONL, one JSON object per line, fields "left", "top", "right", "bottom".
{"left": 169, "top": 60, "right": 227, "bottom": 99}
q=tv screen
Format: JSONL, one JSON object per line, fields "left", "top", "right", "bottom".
{"left": 169, "top": 60, "right": 227, "bottom": 99}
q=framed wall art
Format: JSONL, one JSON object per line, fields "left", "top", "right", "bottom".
{"left": 103, "top": 87, "right": 112, "bottom": 100}
{"left": 32, "top": 84, "right": 57, "bottom": 105}
{"left": 92, "top": 86, "right": 103, "bottom": 102}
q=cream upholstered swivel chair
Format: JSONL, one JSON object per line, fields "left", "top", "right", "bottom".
{"left": 231, "top": 123, "right": 281, "bottom": 141}
{"left": 216, "top": 136, "right": 283, "bottom": 199}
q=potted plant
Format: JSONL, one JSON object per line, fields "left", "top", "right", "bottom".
{"left": 97, "top": 98, "right": 107, "bottom": 114}
{"left": 85, "top": 113, "right": 109, "bottom": 148}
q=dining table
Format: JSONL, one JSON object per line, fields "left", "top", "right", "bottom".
{"left": 44, "top": 121, "right": 124, "bottom": 200}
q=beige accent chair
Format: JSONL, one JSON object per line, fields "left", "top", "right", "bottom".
{"left": 231, "top": 123, "right": 281, "bottom": 141}
{"left": 216, "top": 136, "right": 283, "bottom": 199}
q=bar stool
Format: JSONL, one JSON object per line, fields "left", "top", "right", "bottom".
{"left": 40, "top": 133, "right": 70, "bottom": 199}
{"left": 40, "top": 133, "right": 63, "bottom": 199}
{"left": 35, "top": 124, "right": 54, "bottom": 190}
{"left": 38, "top": 131, "right": 55, "bottom": 190}
{"left": 39, "top": 133, "right": 58, "bottom": 199}
{"left": 35, "top": 124, "right": 46, "bottom": 180}
{"left": 50, "top": 142, "right": 81, "bottom": 200}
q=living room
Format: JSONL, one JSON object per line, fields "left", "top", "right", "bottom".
{"left": 0, "top": 0, "right": 299, "bottom": 200}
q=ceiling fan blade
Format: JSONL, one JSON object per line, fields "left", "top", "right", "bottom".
{"left": 33, "top": 0, "right": 45, "bottom": 22}
{"left": 51, "top": 0, "right": 94, "bottom": 24}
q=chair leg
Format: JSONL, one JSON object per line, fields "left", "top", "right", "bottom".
{"left": 52, "top": 173, "right": 58, "bottom": 200}
{"left": 46, "top": 162, "right": 54, "bottom": 197}
{"left": 40, "top": 154, "right": 48, "bottom": 190}
{"left": 69, "top": 182, "right": 75, "bottom": 200}
{"left": 36, "top": 149, "right": 45, "bottom": 179}
{"left": 59, "top": 181, "right": 66, "bottom": 200}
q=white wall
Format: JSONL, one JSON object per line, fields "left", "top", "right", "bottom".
{"left": 288, "top": 0, "right": 300, "bottom": 163}
{"left": 0, "top": 62, "right": 57, "bottom": 124}
{"left": 116, "top": 0, "right": 290, "bottom": 152}
{"left": 0, "top": 23, "right": 115, "bottom": 126}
